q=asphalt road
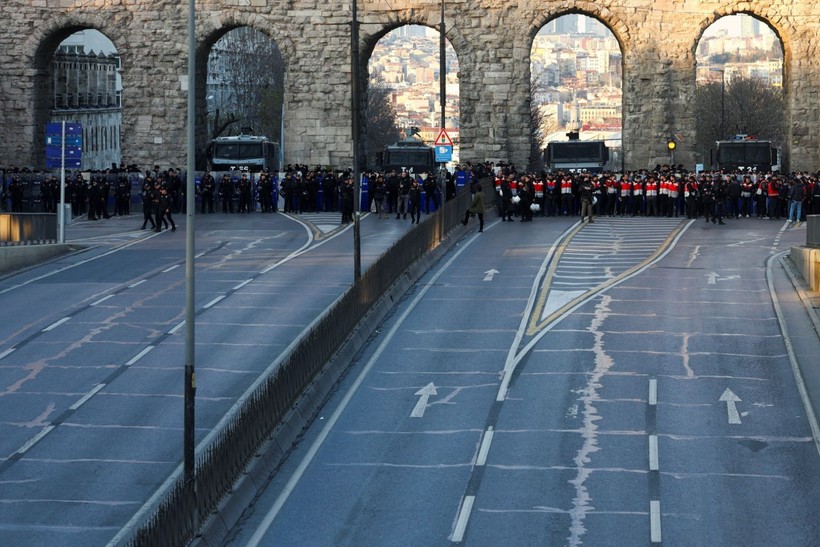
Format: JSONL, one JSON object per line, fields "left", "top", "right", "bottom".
{"left": 221, "top": 215, "right": 820, "bottom": 546}
{"left": 0, "top": 209, "right": 416, "bottom": 546}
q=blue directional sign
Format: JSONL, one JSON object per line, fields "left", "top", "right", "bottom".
{"left": 46, "top": 122, "right": 83, "bottom": 169}
{"left": 435, "top": 145, "right": 453, "bottom": 163}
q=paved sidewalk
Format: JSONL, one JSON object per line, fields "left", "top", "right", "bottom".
{"left": 775, "top": 253, "right": 820, "bottom": 450}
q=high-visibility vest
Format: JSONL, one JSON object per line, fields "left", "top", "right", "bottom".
{"left": 767, "top": 181, "right": 779, "bottom": 197}
{"left": 632, "top": 181, "right": 644, "bottom": 196}
{"left": 561, "top": 179, "right": 572, "bottom": 194}
{"left": 669, "top": 180, "right": 679, "bottom": 198}
{"left": 534, "top": 180, "right": 544, "bottom": 198}
{"left": 620, "top": 180, "right": 630, "bottom": 197}
{"left": 606, "top": 180, "right": 617, "bottom": 194}
{"left": 646, "top": 181, "right": 658, "bottom": 197}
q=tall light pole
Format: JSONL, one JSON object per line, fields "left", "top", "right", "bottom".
{"left": 184, "top": 0, "right": 197, "bottom": 483}
{"left": 351, "top": 0, "right": 362, "bottom": 281}
{"left": 439, "top": 0, "right": 446, "bottom": 130}
{"left": 438, "top": 0, "right": 446, "bottom": 243}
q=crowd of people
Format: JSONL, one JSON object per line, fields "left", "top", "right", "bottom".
{"left": 3, "top": 162, "right": 819, "bottom": 231}
{"left": 487, "top": 164, "right": 820, "bottom": 226}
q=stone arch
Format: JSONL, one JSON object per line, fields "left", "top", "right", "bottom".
{"left": 360, "top": 11, "right": 469, "bottom": 64}
{"left": 359, "top": 16, "right": 465, "bottom": 165}
{"left": 20, "top": 12, "right": 127, "bottom": 168}
{"left": 692, "top": 10, "right": 789, "bottom": 167}
{"left": 692, "top": 9, "right": 791, "bottom": 65}
{"left": 527, "top": 9, "right": 626, "bottom": 169}
{"left": 195, "top": 12, "right": 291, "bottom": 168}
{"left": 198, "top": 11, "right": 295, "bottom": 64}
{"left": 529, "top": 6, "right": 629, "bottom": 52}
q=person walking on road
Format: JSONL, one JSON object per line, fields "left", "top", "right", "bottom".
{"left": 579, "top": 177, "right": 594, "bottom": 223}
{"left": 408, "top": 179, "right": 422, "bottom": 224}
{"left": 462, "top": 183, "right": 486, "bottom": 232}
{"left": 788, "top": 178, "right": 805, "bottom": 224}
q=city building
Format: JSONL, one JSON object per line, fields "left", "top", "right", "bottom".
{"left": 50, "top": 32, "right": 122, "bottom": 171}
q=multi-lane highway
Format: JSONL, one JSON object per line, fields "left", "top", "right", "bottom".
{"left": 0, "top": 211, "right": 414, "bottom": 546}
{"left": 218, "top": 215, "right": 820, "bottom": 546}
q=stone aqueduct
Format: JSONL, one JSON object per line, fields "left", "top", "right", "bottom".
{"left": 0, "top": 1, "right": 818, "bottom": 172}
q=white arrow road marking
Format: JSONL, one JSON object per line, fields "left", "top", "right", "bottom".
{"left": 720, "top": 388, "right": 742, "bottom": 424}
{"left": 483, "top": 269, "right": 500, "bottom": 281}
{"left": 707, "top": 272, "right": 741, "bottom": 285}
{"left": 410, "top": 383, "right": 437, "bottom": 418}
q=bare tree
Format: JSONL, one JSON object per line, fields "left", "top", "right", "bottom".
{"left": 694, "top": 75, "right": 784, "bottom": 164}
{"left": 530, "top": 74, "right": 559, "bottom": 171}
{"left": 364, "top": 80, "right": 401, "bottom": 169}
{"left": 208, "top": 28, "right": 285, "bottom": 143}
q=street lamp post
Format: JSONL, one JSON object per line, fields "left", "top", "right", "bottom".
{"left": 184, "top": 0, "right": 197, "bottom": 483}
{"left": 351, "top": 0, "right": 362, "bottom": 281}
{"left": 438, "top": 0, "right": 446, "bottom": 243}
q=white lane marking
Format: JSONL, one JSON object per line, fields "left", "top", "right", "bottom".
{"left": 650, "top": 500, "right": 662, "bottom": 543}
{"left": 497, "top": 222, "right": 582, "bottom": 401}
{"left": 91, "top": 294, "right": 115, "bottom": 306}
{"left": 648, "top": 378, "right": 658, "bottom": 406}
{"left": 451, "top": 495, "right": 475, "bottom": 543}
{"left": 162, "top": 264, "right": 180, "bottom": 273}
{"left": 16, "top": 425, "right": 56, "bottom": 455}
{"left": 125, "top": 345, "right": 155, "bottom": 366}
{"left": 128, "top": 279, "right": 146, "bottom": 288}
{"left": 168, "top": 321, "right": 185, "bottom": 335}
{"left": 203, "top": 295, "right": 226, "bottom": 309}
{"left": 719, "top": 388, "right": 743, "bottom": 424}
{"left": 233, "top": 279, "right": 253, "bottom": 290}
{"left": 243, "top": 230, "right": 483, "bottom": 547}
{"left": 69, "top": 384, "right": 106, "bottom": 410}
{"left": 0, "top": 347, "right": 16, "bottom": 360}
{"left": 42, "top": 317, "right": 71, "bottom": 332}
{"left": 410, "top": 383, "right": 437, "bottom": 418}
{"left": 649, "top": 435, "right": 659, "bottom": 471}
{"left": 476, "top": 427, "right": 494, "bottom": 466}
{"left": 0, "top": 230, "right": 162, "bottom": 297}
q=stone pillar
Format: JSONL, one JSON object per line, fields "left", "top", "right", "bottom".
{"left": 786, "top": 37, "right": 820, "bottom": 172}
{"left": 457, "top": 11, "right": 531, "bottom": 168}
{"left": 283, "top": 17, "right": 353, "bottom": 168}
{"left": 119, "top": 9, "right": 190, "bottom": 169}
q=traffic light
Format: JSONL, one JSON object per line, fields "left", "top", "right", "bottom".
{"left": 667, "top": 138, "right": 676, "bottom": 151}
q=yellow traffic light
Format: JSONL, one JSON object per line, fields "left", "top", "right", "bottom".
{"left": 667, "top": 140, "right": 676, "bottom": 151}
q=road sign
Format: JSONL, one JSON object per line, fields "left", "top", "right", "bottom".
{"left": 45, "top": 122, "right": 83, "bottom": 169}
{"left": 434, "top": 128, "right": 453, "bottom": 147}
{"left": 435, "top": 145, "right": 452, "bottom": 163}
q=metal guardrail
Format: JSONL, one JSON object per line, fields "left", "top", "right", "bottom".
{"left": 0, "top": 213, "right": 57, "bottom": 244}
{"left": 807, "top": 215, "right": 819, "bottom": 248}
{"left": 125, "top": 185, "right": 493, "bottom": 547}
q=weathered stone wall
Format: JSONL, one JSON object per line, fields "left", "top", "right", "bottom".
{"left": 0, "top": 0, "right": 818, "bottom": 172}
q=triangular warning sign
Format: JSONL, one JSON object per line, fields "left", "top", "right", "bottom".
{"left": 434, "top": 129, "right": 453, "bottom": 147}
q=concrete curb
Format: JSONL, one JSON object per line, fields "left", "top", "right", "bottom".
{"left": 192, "top": 227, "right": 467, "bottom": 547}
{"left": 0, "top": 243, "right": 75, "bottom": 276}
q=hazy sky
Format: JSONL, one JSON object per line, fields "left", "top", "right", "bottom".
{"left": 60, "top": 29, "right": 116, "bottom": 54}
